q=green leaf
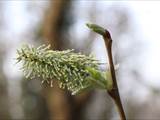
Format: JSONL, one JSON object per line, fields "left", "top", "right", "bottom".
{"left": 86, "top": 67, "right": 113, "bottom": 90}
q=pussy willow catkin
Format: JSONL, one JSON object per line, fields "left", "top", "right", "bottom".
{"left": 16, "top": 44, "right": 111, "bottom": 95}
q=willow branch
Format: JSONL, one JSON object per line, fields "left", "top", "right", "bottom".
{"left": 87, "top": 23, "right": 126, "bottom": 120}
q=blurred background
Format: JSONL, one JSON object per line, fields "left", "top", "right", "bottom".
{"left": 1, "top": 1, "right": 160, "bottom": 120}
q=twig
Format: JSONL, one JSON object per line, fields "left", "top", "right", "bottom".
{"left": 103, "top": 30, "right": 126, "bottom": 120}
{"left": 86, "top": 23, "right": 126, "bottom": 120}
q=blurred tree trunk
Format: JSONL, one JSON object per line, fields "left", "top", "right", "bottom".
{"left": 42, "top": 1, "right": 91, "bottom": 120}
{"left": 43, "top": 0, "right": 71, "bottom": 50}
{"left": 0, "top": 49, "right": 11, "bottom": 119}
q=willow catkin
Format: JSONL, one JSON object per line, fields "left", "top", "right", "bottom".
{"left": 16, "top": 44, "right": 112, "bottom": 95}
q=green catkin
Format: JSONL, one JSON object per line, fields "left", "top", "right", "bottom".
{"left": 16, "top": 44, "right": 112, "bottom": 95}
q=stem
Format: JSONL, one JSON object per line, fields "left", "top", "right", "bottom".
{"left": 103, "top": 30, "right": 126, "bottom": 120}
{"left": 86, "top": 23, "right": 126, "bottom": 120}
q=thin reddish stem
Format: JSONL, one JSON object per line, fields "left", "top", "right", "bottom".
{"left": 103, "top": 30, "right": 126, "bottom": 120}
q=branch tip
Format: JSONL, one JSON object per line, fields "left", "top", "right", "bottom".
{"left": 86, "top": 23, "right": 106, "bottom": 36}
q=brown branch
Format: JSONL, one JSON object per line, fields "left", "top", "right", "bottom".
{"left": 86, "top": 23, "right": 126, "bottom": 119}
{"left": 103, "top": 30, "right": 126, "bottom": 120}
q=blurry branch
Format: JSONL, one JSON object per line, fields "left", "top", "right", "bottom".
{"left": 87, "top": 23, "right": 126, "bottom": 120}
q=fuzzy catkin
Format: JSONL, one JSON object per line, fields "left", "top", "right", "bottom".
{"left": 17, "top": 44, "right": 112, "bottom": 95}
